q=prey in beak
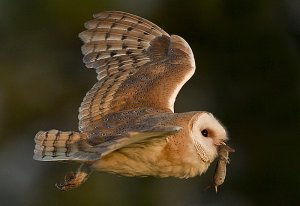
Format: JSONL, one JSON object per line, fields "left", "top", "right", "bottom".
{"left": 207, "top": 142, "right": 235, "bottom": 193}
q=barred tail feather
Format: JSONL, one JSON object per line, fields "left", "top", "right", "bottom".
{"left": 33, "top": 130, "right": 91, "bottom": 161}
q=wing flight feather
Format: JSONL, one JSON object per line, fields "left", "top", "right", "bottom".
{"left": 78, "top": 11, "right": 195, "bottom": 133}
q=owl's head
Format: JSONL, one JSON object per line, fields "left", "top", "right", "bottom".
{"left": 190, "top": 112, "right": 228, "bottom": 163}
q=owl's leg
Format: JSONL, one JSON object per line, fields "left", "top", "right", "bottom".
{"left": 55, "top": 163, "right": 93, "bottom": 191}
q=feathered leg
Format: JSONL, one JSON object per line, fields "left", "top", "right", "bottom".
{"left": 55, "top": 163, "right": 93, "bottom": 191}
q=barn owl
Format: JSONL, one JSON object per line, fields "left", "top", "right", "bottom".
{"left": 33, "top": 11, "right": 233, "bottom": 191}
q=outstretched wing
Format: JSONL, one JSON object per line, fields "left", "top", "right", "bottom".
{"left": 75, "top": 125, "right": 182, "bottom": 161}
{"left": 75, "top": 109, "right": 184, "bottom": 160}
{"left": 78, "top": 11, "right": 195, "bottom": 132}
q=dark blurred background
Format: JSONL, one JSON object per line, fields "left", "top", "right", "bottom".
{"left": 0, "top": 0, "right": 299, "bottom": 205}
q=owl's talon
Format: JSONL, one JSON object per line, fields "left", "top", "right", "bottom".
{"left": 55, "top": 172, "right": 86, "bottom": 191}
{"left": 55, "top": 182, "right": 68, "bottom": 191}
{"left": 55, "top": 164, "right": 92, "bottom": 191}
{"left": 65, "top": 171, "right": 75, "bottom": 182}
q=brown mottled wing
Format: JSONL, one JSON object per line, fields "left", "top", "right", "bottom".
{"left": 76, "top": 110, "right": 183, "bottom": 160}
{"left": 78, "top": 11, "right": 195, "bottom": 133}
{"left": 83, "top": 126, "right": 182, "bottom": 160}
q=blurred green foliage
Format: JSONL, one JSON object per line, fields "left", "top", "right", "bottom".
{"left": 0, "top": 0, "right": 299, "bottom": 205}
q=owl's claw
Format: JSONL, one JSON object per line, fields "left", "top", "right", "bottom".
{"left": 55, "top": 171, "right": 86, "bottom": 191}
{"left": 64, "top": 171, "right": 75, "bottom": 182}
{"left": 55, "top": 164, "right": 92, "bottom": 191}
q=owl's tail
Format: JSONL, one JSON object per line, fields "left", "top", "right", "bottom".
{"left": 33, "top": 130, "right": 94, "bottom": 161}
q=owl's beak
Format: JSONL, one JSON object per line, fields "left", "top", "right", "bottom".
{"left": 214, "top": 140, "right": 226, "bottom": 146}
{"left": 215, "top": 141, "right": 226, "bottom": 146}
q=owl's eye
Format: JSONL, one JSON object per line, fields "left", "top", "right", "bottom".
{"left": 201, "top": 129, "right": 208, "bottom": 137}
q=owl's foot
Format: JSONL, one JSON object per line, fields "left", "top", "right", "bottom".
{"left": 55, "top": 163, "right": 92, "bottom": 191}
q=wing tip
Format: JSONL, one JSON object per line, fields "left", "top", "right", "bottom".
{"left": 169, "top": 35, "right": 195, "bottom": 67}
